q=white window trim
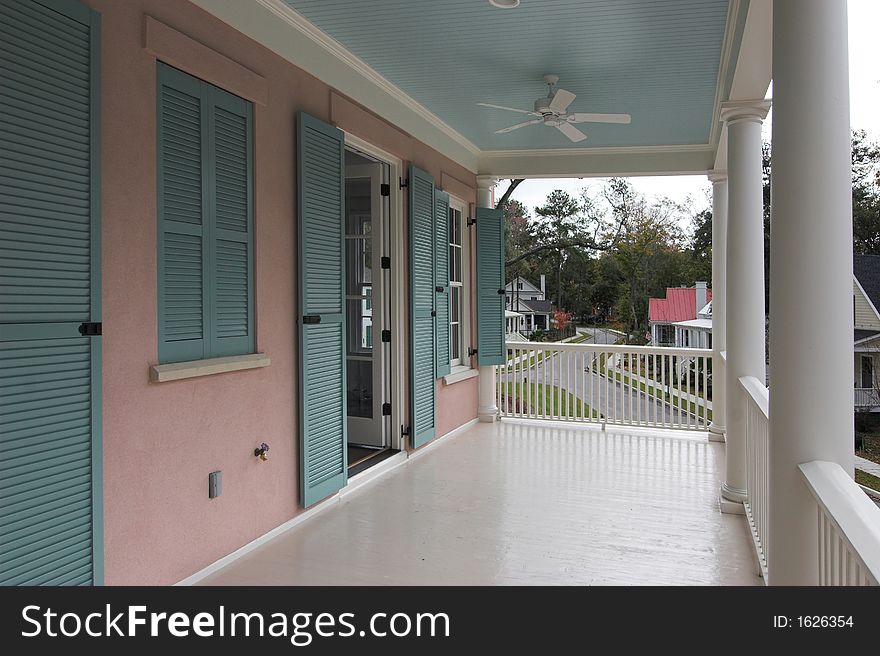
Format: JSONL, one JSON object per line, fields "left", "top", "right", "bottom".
{"left": 448, "top": 196, "right": 470, "bottom": 371}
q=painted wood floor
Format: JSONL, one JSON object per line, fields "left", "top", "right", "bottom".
{"left": 200, "top": 420, "right": 760, "bottom": 586}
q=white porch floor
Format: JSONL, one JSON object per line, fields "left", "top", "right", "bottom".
{"left": 199, "top": 420, "right": 759, "bottom": 585}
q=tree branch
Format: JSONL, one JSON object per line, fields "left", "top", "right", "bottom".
{"left": 495, "top": 178, "right": 525, "bottom": 209}
{"left": 504, "top": 238, "right": 608, "bottom": 267}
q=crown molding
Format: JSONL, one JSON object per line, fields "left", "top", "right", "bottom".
{"left": 253, "top": 0, "right": 480, "bottom": 158}
{"left": 480, "top": 143, "right": 710, "bottom": 159}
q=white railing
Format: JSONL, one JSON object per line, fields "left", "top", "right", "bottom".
{"left": 497, "top": 341, "right": 713, "bottom": 431}
{"left": 854, "top": 387, "right": 880, "bottom": 408}
{"left": 740, "top": 375, "right": 770, "bottom": 581}
{"left": 799, "top": 461, "right": 880, "bottom": 586}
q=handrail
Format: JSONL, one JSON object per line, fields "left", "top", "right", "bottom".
{"left": 505, "top": 340, "right": 712, "bottom": 357}
{"left": 799, "top": 460, "right": 880, "bottom": 585}
{"left": 740, "top": 375, "right": 769, "bottom": 418}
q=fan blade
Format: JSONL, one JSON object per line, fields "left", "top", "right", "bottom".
{"left": 549, "top": 88, "right": 576, "bottom": 113}
{"left": 557, "top": 122, "right": 587, "bottom": 142}
{"left": 477, "top": 102, "right": 538, "bottom": 115}
{"left": 496, "top": 119, "right": 543, "bottom": 134}
{"left": 568, "top": 112, "right": 632, "bottom": 124}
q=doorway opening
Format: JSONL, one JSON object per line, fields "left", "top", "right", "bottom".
{"left": 344, "top": 147, "right": 397, "bottom": 474}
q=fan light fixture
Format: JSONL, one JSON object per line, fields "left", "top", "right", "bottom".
{"left": 489, "top": 0, "right": 520, "bottom": 8}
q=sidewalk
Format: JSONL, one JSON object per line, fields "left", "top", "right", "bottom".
{"left": 855, "top": 454, "right": 880, "bottom": 478}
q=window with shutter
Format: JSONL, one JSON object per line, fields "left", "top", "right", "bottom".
{"left": 157, "top": 63, "right": 253, "bottom": 364}
{"left": 434, "top": 190, "right": 450, "bottom": 378}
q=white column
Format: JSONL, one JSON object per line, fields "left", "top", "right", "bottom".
{"left": 721, "top": 99, "right": 770, "bottom": 511}
{"left": 477, "top": 175, "right": 499, "bottom": 422}
{"left": 708, "top": 172, "right": 727, "bottom": 442}
{"left": 768, "top": 0, "right": 852, "bottom": 585}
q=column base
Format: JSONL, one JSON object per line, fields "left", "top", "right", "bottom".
{"left": 719, "top": 498, "right": 746, "bottom": 515}
{"left": 720, "top": 482, "right": 747, "bottom": 514}
{"left": 478, "top": 409, "right": 498, "bottom": 423}
{"left": 707, "top": 423, "right": 726, "bottom": 442}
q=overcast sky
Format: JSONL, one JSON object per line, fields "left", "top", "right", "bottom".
{"left": 504, "top": 0, "right": 880, "bottom": 218}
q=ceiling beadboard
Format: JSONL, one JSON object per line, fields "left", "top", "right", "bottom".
{"left": 286, "top": 0, "right": 732, "bottom": 150}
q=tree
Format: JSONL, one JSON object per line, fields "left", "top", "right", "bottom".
{"left": 533, "top": 190, "right": 583, "bottom": 309}
{"left": 606, "top": 179, "right": 685, "bottom": 341}
{"left": 852, "top": 130, "right": 880, "bottom": 254}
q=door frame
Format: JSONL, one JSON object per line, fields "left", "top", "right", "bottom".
{"left": 342, "top": 134, "right": 406, "bottom": 452}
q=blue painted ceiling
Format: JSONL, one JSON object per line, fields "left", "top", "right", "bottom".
{"left": 286, "top": 0, "right": 732, "bottom": 150}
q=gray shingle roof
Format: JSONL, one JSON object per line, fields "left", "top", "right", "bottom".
{"left": 520, "top": 298, "right": 552, "bottom": 314}
{"left": 855, "top": 329, "right": 880, "bottom": 342}
{"left": 854, "top": 254, "right": 880, "bottom": 311}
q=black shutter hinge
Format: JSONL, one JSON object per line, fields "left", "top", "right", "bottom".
{"left": 78, "top": 322, "right": 102, "bottom": 336}
{"left": 436, "top": 285, "right": 445, "bottom": 293}
{"left": 497, "top": 288, "right": 506, "bottom": 294}
{"left": 381, "top": 329, "right": 391, "bottom": 343}
{"left": 380, "top": 183, "right": 390, "bottom": 197}
{"left": 468, "top": 347, "right": 478, "bottom": 357}
{"left": 399, "top": 177, "right": 409, "bottom": 189}
{"left": 382, "top": 402, "right": 392, "bottom": 416}
{"left": 302, "top": 315, "right": 322, "bottom": 324}
{"left": 380, "top": 256, "right": 391, "bottom": 270}
{"left": 401, "top": 425, "right": 410, "bottom": 437}
{"left": 466, "top": 216, "right": 476, "bottom": 227}
{"left": 431, "top": 310, "right": 437, "bottom": 317}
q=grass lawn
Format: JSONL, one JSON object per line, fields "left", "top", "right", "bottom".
{"left": 855, "top": 468, "right": 880, "bottom": 493}
{"left": 855, "top": 429, "right": 880, "bottom": 466}
{"left": 502, "top": 381, "right": 600, "bottom": 420}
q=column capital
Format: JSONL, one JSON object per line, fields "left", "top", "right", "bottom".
{"left": 707, "top": 170, "right": 727, "bottom": 184}
{"left": 720, "top": 99, "right": 771, "bottom": 126}
{"left": 475, "top": 175, "right": 498, "bottom": 191}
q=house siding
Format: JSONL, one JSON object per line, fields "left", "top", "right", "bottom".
{"left": 854, "top": 281, "right": 880, "bottom": 330}
{"left": 86, "top": 0, "right": 476, "bottom": 584}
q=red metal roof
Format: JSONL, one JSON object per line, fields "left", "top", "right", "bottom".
{"left": 648, "top": 287, "right": 712, "bottom": 323}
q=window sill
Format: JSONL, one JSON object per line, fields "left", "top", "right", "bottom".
{"left": 443, "top": 367, "right": 478, "bottom": 386}
{"left": 150, "top": 353, "right": 270, "bottom": 383}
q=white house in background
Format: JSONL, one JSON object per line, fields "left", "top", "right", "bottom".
{"left": 505, "top": 275, "right": 552, "bottom": 332}
{"left": 648, "top": 282, "right": 712, "bottom": 347}
{"left": 853, "top": 255, "right": 880, "bottom": 411}
{"left": 505, "top": 310, "right": 525, "bottom": 338}
{"left": 674, "top": 300, "right": 713, "bottom": 349}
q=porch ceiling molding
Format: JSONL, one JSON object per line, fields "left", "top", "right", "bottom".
{"left": 192, "top": 0, "right": 763, "bottom": 179}
{"left": 478, "top": 145, "right": 716, "bottom": 179}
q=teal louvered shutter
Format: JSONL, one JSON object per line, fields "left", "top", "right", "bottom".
{"left": 0, "top": 0, "right": 103, "bottom": 585}
{"left": 157, "top": 64, "right": 206, "bottom": 363}
{"left": 208, "top": 86, "right": 254, "bottom": 357}
{"left": 297, "top": 112, "right": 347, "bottom": 507}
{"left": 434, "top": 190, "right": 451, "bottom": 378}
{"left": 476, "top": 206, "right": 505, "bottom": 365}
{"left": 157, "top": 65, "right": 254, "bottom": 363}
{"left": 409, "top": 165, "right": 436, "bottom": 447}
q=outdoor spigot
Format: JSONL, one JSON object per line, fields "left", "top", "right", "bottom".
{"left": 254, "top": 442, "right": 269, "bottom": 462}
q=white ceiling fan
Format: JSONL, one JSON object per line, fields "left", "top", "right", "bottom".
{"left": 478, "top": 74, "right": 631, "bottom": 143}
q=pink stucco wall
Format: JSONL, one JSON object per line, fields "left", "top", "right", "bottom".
{"left": 86, "top": 0, "right": 478, "bottom": 585}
